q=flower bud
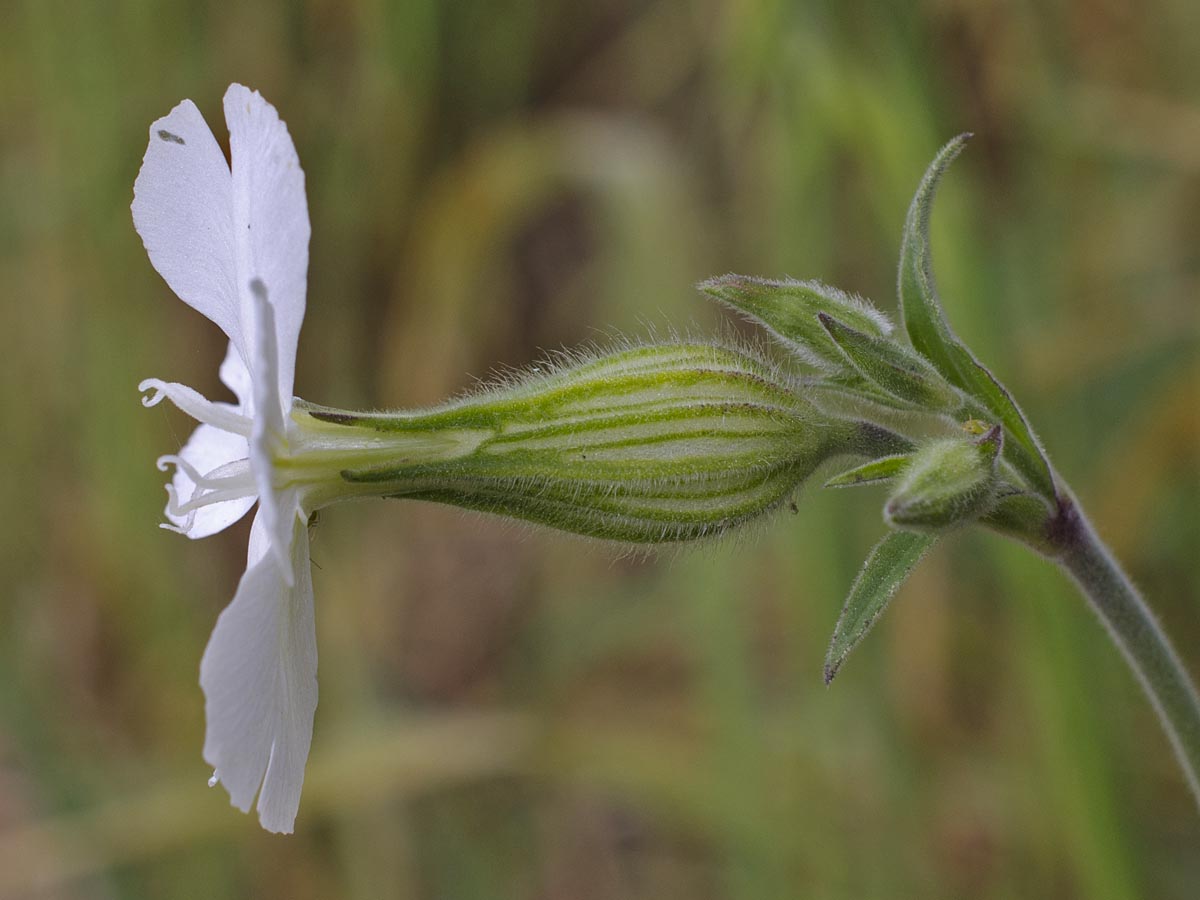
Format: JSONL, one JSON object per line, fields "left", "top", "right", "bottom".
{"left": 884, "top": 425, "right": 1002, "bottom": 531}
{"left": 295, "top": 343, "right": 905, "bottom": 544}
{"left": 698, "top": 275, "right": 892, "bottom": 370}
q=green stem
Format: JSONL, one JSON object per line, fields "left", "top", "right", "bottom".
{"left": 1050, "top": 495, "right": 1200, "bottom": 807}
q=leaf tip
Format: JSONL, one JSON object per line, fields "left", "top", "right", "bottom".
{"left": 696, "top": 272, "right": 751, "bottom": 295}
{"left": 882, "top": 497, "right": 903, "bottom": 525}
{"left": 823, "top": 660, "right": 838, "bottom": 686}
{"left": 975, "top": 423, "right": 1003, "bottom": 458}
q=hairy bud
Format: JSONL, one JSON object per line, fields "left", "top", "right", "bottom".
{"left": 293, "top": 343, "right": 905, "bottom": 544}
{"left": 884, "top": 425, "right": 1002, "bottom": 531}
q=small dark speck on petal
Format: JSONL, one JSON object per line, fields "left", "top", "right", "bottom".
{"left": 157, "top": 129, "right": 185, "bottom": 145}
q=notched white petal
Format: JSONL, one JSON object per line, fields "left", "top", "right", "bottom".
{"left": 132, "top": 98, "right": 244, "bottom": 358}
{"left": 246, "top": 282, "right": 296, "bottom": 580}
{"left": 225, "top": 83, "right": 309, "bottom": 405}
{"left": 199, "top": 515, "right": 317, "bottom": 834}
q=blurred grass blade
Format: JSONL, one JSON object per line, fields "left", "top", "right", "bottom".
{"left": 824, "top": 530, "right": 936, "bottom": 683}
{"left": 817, "top": 312, "right": 960, "bottom": 410}
{"left": 824, "top": 454, "right": 911, "bottom": 488}
{"left": 898, "top": 135, "right": 1057, "bottom": 499}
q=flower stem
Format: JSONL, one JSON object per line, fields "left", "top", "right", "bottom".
{"left": 1051, "top": 496, "right": 1200, "bottom": 807}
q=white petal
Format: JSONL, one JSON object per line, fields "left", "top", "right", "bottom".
{"left": 200, "top": 514, "right": 317, "bottom": 834}
{"left": 246, "top": 280, "right": 287, "bottom": 435}
{"left": 166, "top": 423, "right": 255, "bottom": 538}
{"left": 132, "top": 99, "right": 244, "bottom": 360}
{"left": 244, "top": 283, "right": 298, "bottom": 580}
{"left": 224, "top": 84, "right": 309, "bottom": 405}
{"left": 218, "top": 341, "right": 254, "bottom": 414}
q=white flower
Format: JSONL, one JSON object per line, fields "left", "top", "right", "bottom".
{"left": 134, "top": 84, "right": 316, "bottom": 833}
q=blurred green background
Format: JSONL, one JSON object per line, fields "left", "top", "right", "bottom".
{"left": 2, "top": 0, "right": 1199, "bottom": 897}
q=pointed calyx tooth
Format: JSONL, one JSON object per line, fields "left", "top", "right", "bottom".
{"left": 824, "top": 454, "right": 912, "bottom": 489}
{"left": 884, "top": 426, "right": 1003, "bottom": 531}
{"left": 973, "top": 422, "right": 1003, "bottom": 456}
{"left": 697, "top": 274, "right": 891, "bottom": 370}
{"left": 817, "top": 313, "right": 960, "bottom": 411}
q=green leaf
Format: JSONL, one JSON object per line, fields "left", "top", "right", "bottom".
{"left": 818, "top": 312, "right": 960, "bottom": 411}
{"left": 699, "top": 274, "right": 892, "bottom": 370}
{"left": 898, "top": 135, "right": 1057, "bottom": 500}
{"left": 809, "top": 371, "right": 927, "bottom": 414}
{"left": 824, "top": 454, "right": 911, "bottom": 488}
{"left": 824, "top": 530, "right": 937, "bottom": 684}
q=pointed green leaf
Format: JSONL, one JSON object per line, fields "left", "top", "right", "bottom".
{"left": 824, "top": 454, "right": 911, "bottom": 488}
{"left": 898, "top": 135, "right": 972, "bottom": 374}
{"left": 824, "top": 530, "right": 937, "bottom": 683}
{"left": 699, "top": 274, "right": 892, "bottom": 370}
{"left": 809, "top": 371, "right": 928, "bottom": 414}
{"left": 898, "top": 136, "right": 1056, "bottom": 500}
{"left": 818, "top": 313, "right": 961, "bottom": 411}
